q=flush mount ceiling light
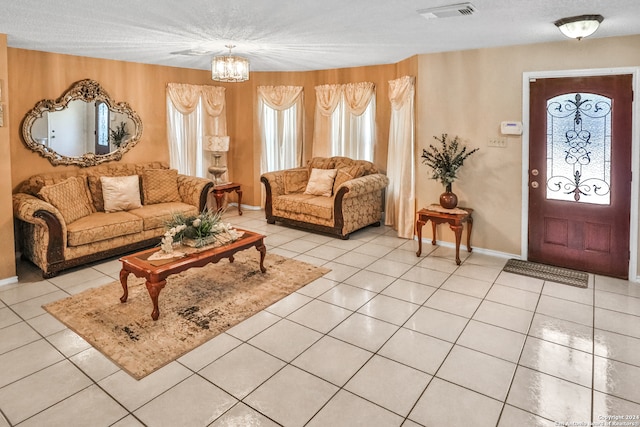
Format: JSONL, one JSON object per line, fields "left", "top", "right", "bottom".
{"left": 554, "top": 14, "right": 604, "bottom": 40}
{"left": 211, "top": 45, "right": 249, "bottom": 82}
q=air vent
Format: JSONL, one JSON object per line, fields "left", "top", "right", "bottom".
{"left": 417, "top": 2, "right": 476, "bottom": 19}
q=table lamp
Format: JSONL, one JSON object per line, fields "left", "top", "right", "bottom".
{"left": 205, "top": 135, "right": 230, "bottom": 185}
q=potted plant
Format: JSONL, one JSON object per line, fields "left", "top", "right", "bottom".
{"left": 421, "top": 133, "right": 479, "bottom": 209}
{"left": 109, "top": 121, "right": 130, "bottom": 148}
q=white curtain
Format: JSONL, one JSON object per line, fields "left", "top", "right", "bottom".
{"left": 166, "top": 83, "right": 226, "bottom": 178}
{"left": 385, "top": 76, "right": 416, "bottom": 238}
{"left": 313, "top": 82, "right": 375, "bottom": 161}
{"left": 257, "top": 85, "right": 304, "bottom": 174}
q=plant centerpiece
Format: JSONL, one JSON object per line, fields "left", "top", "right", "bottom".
{"left": 421, "top": 133, "right": 479, "bottom": 209}
{"left": 109, "top": 121, "right": 130, "bottom": 148}
{"left": 160, "top": 209, "right": 242, "bottom": 254}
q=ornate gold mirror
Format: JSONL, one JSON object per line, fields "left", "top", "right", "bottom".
{"left": 21, "top": 79, "right": 143, "bottom": 167}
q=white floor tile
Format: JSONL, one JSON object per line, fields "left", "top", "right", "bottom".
{"left": 423, "top": 288, "right": 482, "bottom": 318}
{"left": 436, "top": 345, "right": 516, "bottom": 401}
{"left": 292, "top": 336, "right": 372, "bottom": 386}
{"left": 0, "top": 360, "right": 93, "bottom": 424}
{"left": 199, "top": 343, "right": 285, "bottom": 399}
{"left": 594, "top": 356, "right": 640, "bottom": 404}
{"left": 6, "top": 217, "right": 640, "bottom": 426}
{"left": 519, "top": 336, "right": 592, "bottom": 387}
{"left": 210, "top": 402, "right": 281, "bottom": 426}
{"left": 307, "top": 389, "right": 403, "bottom": 427}
{"left": 287, "top": 299, "right": 351, "bottom": 333}
{"left": 329, "top": 313, "right": 399, "bottom": 352}
{"left": 357, "top": 294, "right": 420, "bottom": 326}
{"left": 528, "top": 313, "right": 593, "bottom": 354}
{"left": 245, "top": 365, "right": 338, "bottom": 427}
{"left": 18, "top": 384, "right": 127, "bottom": 427}
{"left": 378, "top": 327, "right": 452, "bottom": 374}
{"left": 405, "top": 307, "right": 468, "bottom": 343}
{"left": 345, "top": 355, "right": 431, "bottom": 416}
{"left": 506, "top": 366, "right": 591, "bottom": 423}
{"left": 457, "top": 320, "right": 526, "bottom": 363}
{"left": 409, "top": 377, "right": 502, "bottom": 427}
{"left": 248, "top": 319, "right": 322, "bottom": 362}
{"left": 134, "top": 375, "right": 236, "bottom": 426}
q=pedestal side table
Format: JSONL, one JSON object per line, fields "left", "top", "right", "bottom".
{"left": 416, "top": 206, "right": 473, "bottom": 265}
{"left": 211, "top": 183, "right": 242, "bottom": 215}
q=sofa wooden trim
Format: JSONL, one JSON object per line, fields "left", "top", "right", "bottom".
{"left": 13, "top": 162, "right": 213, "bottom": 277}
{"left": 261, "top": 159, "right": 388, "bottom": 239}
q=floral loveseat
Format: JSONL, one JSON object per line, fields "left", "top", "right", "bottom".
{"left": 261, "top": 156, "right": 389, "bottom": 239}
{"left": 13, "top": 162, "right": 212, "bottom": 278}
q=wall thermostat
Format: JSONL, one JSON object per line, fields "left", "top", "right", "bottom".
{"left": 500, "top": 121, "right": 523, "bottom": 135}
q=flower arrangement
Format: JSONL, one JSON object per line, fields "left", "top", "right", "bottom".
{"left": 109, "top": 121, "right": 130, "bottom": 147}
{"left": 421, "top": 133, "right": 479, "bottom": 191}
{"left": 160, "top": 209, "right": 241, "bottom": 252}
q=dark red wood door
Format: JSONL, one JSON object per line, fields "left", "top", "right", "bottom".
{"left": 528, "top": 75, "right": 632, "bottom": 279}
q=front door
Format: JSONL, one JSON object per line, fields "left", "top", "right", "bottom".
{"left": 528, "top": 75, "right": 633, "bottom": 279}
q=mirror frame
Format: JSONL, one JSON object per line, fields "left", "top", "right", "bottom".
{"left": 21, "top": 79, "right": 143, "bottom": 167}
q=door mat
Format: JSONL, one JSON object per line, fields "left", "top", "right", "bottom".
{"left": 502, "top": 259, "right": 589, "bottom": 288}
{"left": 43, "top": 251, "right": 329, "bottom": 380}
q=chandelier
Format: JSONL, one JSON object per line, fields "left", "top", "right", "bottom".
{"left": 211, "top": 45, "right": 250, "bottom": 82}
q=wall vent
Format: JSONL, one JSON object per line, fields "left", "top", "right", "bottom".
{"left": 417, "top": 2, "right": 476, "bottom": 19}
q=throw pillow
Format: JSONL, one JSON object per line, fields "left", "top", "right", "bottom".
{"left": 283, "top": 169, "right": 309, "bottom": 194}
{"left": 100, "top": 175, "right": 143, "bottom": 212}
{"left": 304, "top": 168, "right": 338, "bottom": 197}
{"left": 141, "top": 169, "right": 181, "bottom": 205}
{"left": 38, "top": 176, "right": 94, "bottom": 224}
{"left": 332, "top": 165, "right": 365, "bottom": 194}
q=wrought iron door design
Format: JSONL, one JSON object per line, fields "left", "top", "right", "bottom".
{"left": 546, "top": 93, "right": 611, "bottom": 204}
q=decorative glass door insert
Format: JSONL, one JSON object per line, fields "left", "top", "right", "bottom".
{"left": 546, "top": 92, "right": 611, "bottom": 204}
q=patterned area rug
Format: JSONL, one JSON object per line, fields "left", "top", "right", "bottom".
{"left": 502, "top": 259, "right": 589, "bottom": 288}
{"left": 44, "top": 252, "right": 329, "bottom": 379}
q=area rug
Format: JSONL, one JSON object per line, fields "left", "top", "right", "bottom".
{"left": 502, "top": 259, "right": 589, "bottom": 288}
{"left": 43, "top": 252, "right": 329, "bottom": 379}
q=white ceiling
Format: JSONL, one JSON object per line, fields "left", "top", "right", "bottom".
{"left": 2, "top": 0, "right": 640, "bottom": 72}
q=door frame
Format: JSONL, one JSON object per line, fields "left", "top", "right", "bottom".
{"left": 521, "top": 67, "right": 640, "bottom": 281}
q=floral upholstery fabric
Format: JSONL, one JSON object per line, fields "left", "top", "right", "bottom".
{"left": 283, "top": 169, "right": 309, "bottom": 194}
{"left": 37, "top": 176, "right": 94, "bottom": 224}
{"left": 262, "top": 156, "right": 389, "bottom": 237}
{"left": 128, "top": 202, "right": 198, "bottom": 231}
{"left": 67, "top": 211, "right": 143, "bottom": 247}
{"left": 141, "top": 169, "right": 182, "bottom": 205}
{"left": 12, "top": 162, "right": 211, "bottom": 277}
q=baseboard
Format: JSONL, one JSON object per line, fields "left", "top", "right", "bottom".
{"left": 417, "top": 236, "right": 519, "bottom": 260}
{"left": 0, "top": 275, "right": 18, "bottom": 287}
{"left": 228, "top": 203, "right": 262, "bottom": 211}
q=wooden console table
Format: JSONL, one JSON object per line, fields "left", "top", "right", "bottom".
{"left": 416, "top": 206, "right": 473, "bottom": 265}
{"left": 212, "top": 183, "right": 242, "bottom": 215}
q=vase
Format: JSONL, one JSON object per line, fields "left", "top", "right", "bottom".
{"left": 439, "top": 183, "right": 458, "bottom": 209}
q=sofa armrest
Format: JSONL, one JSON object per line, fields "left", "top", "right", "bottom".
{"left": 13, "top": 192, "right": 67, "bottom": 265}
{"left": 176, "top": 175, "right": 214, "bottom": 211}
{"left": 338, "top": 173, "right": 389, "bottom": 198}
{"left": 260, "top": 170, "right": 287, "bottom": 198}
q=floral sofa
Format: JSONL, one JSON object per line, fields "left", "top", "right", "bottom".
{"left": 261, "top": 156, "right": 389, "bottom": 239}
{"left": 13, "top": 162, "right": 212, "bottom": 278}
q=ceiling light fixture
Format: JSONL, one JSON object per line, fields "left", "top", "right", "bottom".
{"left": 554, "top": 14, "right": 603, "bottom": 40}
{"left": 211, "top": 45, "right": 249, "bottom": 82}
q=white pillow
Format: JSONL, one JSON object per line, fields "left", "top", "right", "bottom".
{"left": 304, "top": 168, "right": 338, "bottom": 197}
{"left": 100, "top": 175, "right": 142, "bottom": 212}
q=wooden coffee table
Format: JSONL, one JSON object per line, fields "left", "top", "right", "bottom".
{"left": 119, "top": 228, "right": 266, "bottom": 320}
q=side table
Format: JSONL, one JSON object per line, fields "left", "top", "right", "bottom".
{"left": 416, "top": 206, "right": 473, "bottom": 265}
{"left": 211, "top": 183, "right": 242, "bottom": 215}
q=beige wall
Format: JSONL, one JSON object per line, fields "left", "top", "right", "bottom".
{"left": 0, "top": 35, "right": 16, "bottom": 281}
{"left": 4, "top": 33, "right": 640, "bottom": 280}
{"left": 416, "top": 35, "right": 640, "bottom": 276}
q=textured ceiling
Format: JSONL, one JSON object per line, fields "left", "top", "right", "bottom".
{"left": 2, "top": 0, "right": 640, "bottom": 72}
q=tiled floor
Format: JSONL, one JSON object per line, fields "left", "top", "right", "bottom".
{"left": 1, "top": 209, "right": 640, "bottom": 426}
